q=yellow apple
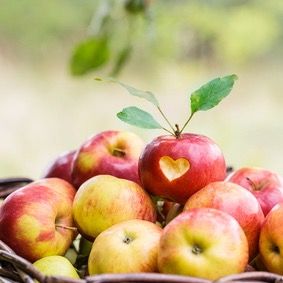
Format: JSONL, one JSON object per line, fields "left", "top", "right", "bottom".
{"left": 72, "top": 175, "right": 157, "bottom": 240}
{"left": 33, "top": 255, "right": 80, "bottom": 279}
{"left": 88, "top": 219, "right": 162, "bottom": 274}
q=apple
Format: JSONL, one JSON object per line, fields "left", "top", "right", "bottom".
{"left": 227, "top": 167, "right": 283, "bottom": 216}
{"left": 42, "top": 150, "right": 76, "bottom": 184}
{"left": 139, "top": 133, "right": 226, "bottom": 204}
{"left": 184, "top": 181, "right": 264, "bottom": 260}
{"left": 259, "top": 202, "right": 283, "bottom": 274}
{"left": 0, "top": 178, "right": 77, "bottom": 262}
{"left": 33, "top": 255, "right": 80, "bottom": 279}
{"left": 71, "top": 130, "right": 144, "bottom": 188}
{"left": 72, "top": 175, "right": 157, "bottom": 240}
{"left": 158, "top": 208, "right": 249, "bottom": 280}
{"left": 88, "top": 219, "right": 162, "bottom": 274}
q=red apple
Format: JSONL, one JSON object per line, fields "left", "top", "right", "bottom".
{"left": 139, "top": 133, "right": 226, "bottom": 204}
{"left": 158, "top": 208, "right": 249, "bottom": 280}
{"left": 227, "top": 167, "right": 283, "bottom": 216}
{"left": 0, "top": 178, "right": 77, "bottom": 262}
{"left": 259, "top": 202, "right": 283, "bottom": 274}
{"left": 184, "top": 181, "right": 264, "bottom": 260}
{"left": 72, "top": 175, "right": 157, "bottom": 240}
{"left": 42, "top": 150, "right": 76, "bottom": 184}
{"left": 72, "top": 130, "right": 144, "bottom": 188}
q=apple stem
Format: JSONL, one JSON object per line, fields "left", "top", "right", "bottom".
{"left": 245, "top": 177, "right": 259, "bottom": 191}
{"left": 174, "top": 124, "right": 181, "bottom": 138}
{"left": 179, "top": 112, "right": 194, "bottom": 135}
{"left": 112, "top": 148, "right": 126, "bottom": 157}
{"left": 246, "top": 177, "right": 270, "bottom": 191}
{"left": 157, "top": 106, "right": 176, "bottom": 135}
{"left": 55, "top": 224, "right": 77, "bottom": 232}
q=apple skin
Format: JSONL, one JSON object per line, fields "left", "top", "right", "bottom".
{"left": 72, "top": 175, "right": 157, "bottom": 240}
{"left": 138, "top": 133, "right": 226, "bottom": 204}
{"left": 0, "top": 178, "right": 77, "bottom": 262}
{"left": 71, "top": 130, "right": 144, "bottom": 188}
{"left": 227, "top": 167, "right": 283, "bottom": 216}
{"left": 42, "top": 150, "right": 76, "bottom": 184}
{"left": 33, "top": 255, "right": 80, "bottom": 279}
{"left": 259, "top": 203, "right": 283, "bottom": 274}
{"left": 184, "top": 181, "right": 265, "bottom": 260}
{"left": 88, "top": 219, "right": 162, "bottom": 274}
{"left": 158, "top": 208, "right": 249, "bottom": 280}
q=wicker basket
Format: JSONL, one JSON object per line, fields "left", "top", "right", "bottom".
{"left": 1, "top": 178, "right": 283, "bottom": 283}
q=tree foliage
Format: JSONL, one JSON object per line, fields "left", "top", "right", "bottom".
{"left": 0, "top": 0, "right": 282, "bottom": 76}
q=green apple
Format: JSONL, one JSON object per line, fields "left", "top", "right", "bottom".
{"left": 72, "top": 175, "right": 157, "bottom": 240}
{"left": 0, "top": 178, "right": 77, "bottom": 262}
{"left": 33, "top": 255, "right": 80, "bottom": 279}
{"left": 88, "top": 219, "right": 162, "bottom": 274}
{"left": 158, "top": 208, "right": 249, "bottom": 280}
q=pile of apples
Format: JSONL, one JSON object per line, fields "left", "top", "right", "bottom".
{"left": 1, "top": 75, "right": 283, "bottom": 281}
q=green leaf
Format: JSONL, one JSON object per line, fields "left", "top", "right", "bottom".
{"left": 117, "top": 106, "right": 162, "bottom": 129}
{"left": 70, "top": 36, "right": 110, "bottom": 76}
{"left": 116, "top": 81, "right": 160, "bottom": 107}
{"left": 124, "top": 0, "right": 147, "bottom": 14}
{"left": 190, "top": 74, "right": 238, "bottom": 114}
{"left": 110, "top": 45, "right": 132, "bottom": 77}
{"left": 95, "top": 77, "right": 160, "bottom": 107}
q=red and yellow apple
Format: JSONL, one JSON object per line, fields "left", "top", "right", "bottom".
{"left": 71, "top": 130, "right": 144, "bottom": 188}
{"left": 259, "top": 202, "right": 283, "bottom": 274}
{"left": 139, "top": 133, "right": 226, "bottom": 204}
{"left": 72, "top": 175, "right": 157, "bottom": 240}
{"left": 88, "top": 219, "right": 162, "bottom": 274}
{"left": 0, "top": 178, "right": 77, "bottom": 262}
{"left": 158, "top": 208, "right": 249, "bottom": 280}
{"left": 227, "top": 167, "right": 283, "bottom": 216}
{"left": 184, "top": 181, "right": 264, "bottom": 260}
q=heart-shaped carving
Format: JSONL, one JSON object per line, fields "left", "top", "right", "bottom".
{"left": 159, "top": 156, "right": 190, "bottom": 181}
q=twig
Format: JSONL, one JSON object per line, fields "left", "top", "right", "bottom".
{"left": 0, "top": 177, "right": 33, "bottom": 198}
{"left": 214, "top": 271, "right": 283, "bottom": 283}
{"left": 85, "top": 273, "right": 211, "bottom": 283}
{"left": 0, "top": 251, "right": 44, "bottom": 283}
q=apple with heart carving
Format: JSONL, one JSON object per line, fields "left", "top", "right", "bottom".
{"left": 139, "top": 134, "right": 226, "bottom": 203}
{"left": 112, "top": 74, "right": 237, "bottom": 204}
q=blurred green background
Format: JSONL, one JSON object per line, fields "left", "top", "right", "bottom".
{"left": 0, "top": 0, "right": 283, "bottom": 179}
